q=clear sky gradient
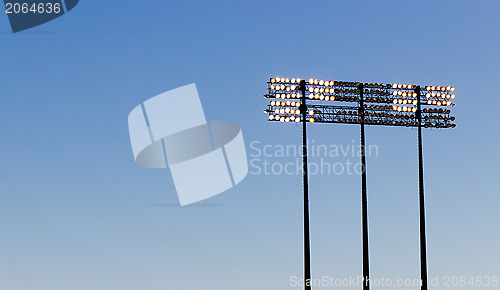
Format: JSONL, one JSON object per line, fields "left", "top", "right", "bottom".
{"left": 1, "top": 1, "right": 499, "bottom": 289}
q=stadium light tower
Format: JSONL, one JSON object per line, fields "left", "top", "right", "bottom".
{"left": 263, "top": 77, "right": 456, "bottom": 290}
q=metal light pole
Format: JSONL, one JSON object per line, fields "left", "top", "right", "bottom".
{"left": 415, "top": 86, "right": 428, "bottom": 290}
{"left": 300, "top": 80, "right": 312, "bottom": 290}
{"left": 358, "top": 83, "right": 370, "bottom": 290}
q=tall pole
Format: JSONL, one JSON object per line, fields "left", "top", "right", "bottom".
{"left": 358, "top": 83, "right": 370, "bottom": 290}
{"left": 300, "top": 80, "right": 311, "bottom": 290}
{"left": 415, "top": 86, "right": 428, "bottom": 290}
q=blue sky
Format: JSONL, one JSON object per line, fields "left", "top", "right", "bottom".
{"left": 1, "top": 1, "right": 499, "bottom": 289}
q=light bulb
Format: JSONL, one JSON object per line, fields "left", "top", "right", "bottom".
{"left": 309, "top": 118, "right": 315, "bottom": 123}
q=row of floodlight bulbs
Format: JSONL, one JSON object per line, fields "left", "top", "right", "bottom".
{"left": 270, "top": 78, "right": 456, "bottom": 92}
{"left": 268, "top": 114, "right": 456, "bottom": 128}
{"left": 270, "top": 85, "right": 458, "bottom": 102}
{"left": 269, "top": 100, "right": 302, "bottom": 107}
{"left": 425, "top": 92, "right": 456, "bottom": 99}
{"left": 270, "top": 107, "right": 446, "bottom": 120}
{"left": 391, "top": 106, "right": 454, "bottom": 114}
{"left": 271, "top": 108, "right": 321, "bottom": 117}
{"left": 272, "top": 107, "right": 302, "bottom": 115}
{"left": 268, "top": 115, "right": 312, "bottom": 123}
{"left": 269, "top": 100, "right": 454, "bottom": 116}
{"left": 311, "top": 110, "right": 424, "bottom": 120}
{"left": 271, "top": 77, "right": 373, "bottom": 88}
{"left": 423, "top": 85, "right": 456, "bottom": 92}
{"left": 425, "top": 115, "right": 456, "bottom": 121}
{"left": 270, "top": 91, "right": 455, "bottom": 106}
{"left": 271, "top": 93, "right": 397, "bottom": 104}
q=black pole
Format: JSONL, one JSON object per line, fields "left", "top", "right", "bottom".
{"left": 358, "top": 83, "right": 370, "bottom": 290}
{"left": 300, "top": 80, "right": 311, "bottom": 290}
{"left": 415, "top": 86, "right": 428, "bottom": 290}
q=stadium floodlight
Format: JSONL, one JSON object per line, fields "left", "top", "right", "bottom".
{"left": 263, "top": 77, "right": 457, "bottom": 290}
